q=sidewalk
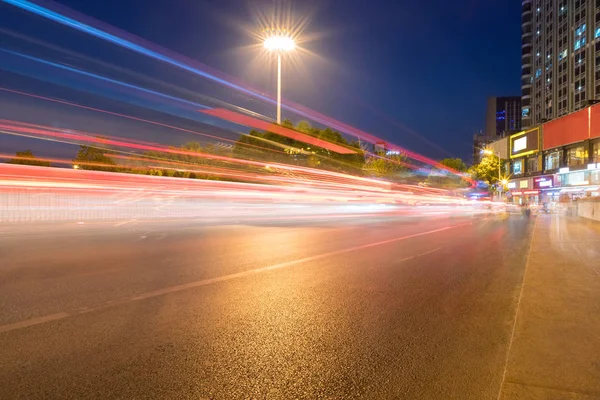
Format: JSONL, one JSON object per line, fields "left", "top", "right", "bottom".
{"left": 499, "top": 215, "right": 600, "bottom": 399}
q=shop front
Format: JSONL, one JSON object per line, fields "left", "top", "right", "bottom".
{"left": 556, "top": 165, "right": 600, "bottom": 200}
{"left": 507, "top": 177, "right": 537, "bottom": 204}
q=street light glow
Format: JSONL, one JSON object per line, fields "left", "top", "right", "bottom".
{"left": 483, "top": 149, "right": 493, "bottom": 155}
{"left": 264, "top": 34, "right": 295, "bottom": 52}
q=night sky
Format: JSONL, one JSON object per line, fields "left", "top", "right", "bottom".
{"left": 0, "top": 0, "right": 522, "bottom": 162}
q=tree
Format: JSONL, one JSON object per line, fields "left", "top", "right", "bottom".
{"left": 8, "top": 150, "right": 51, "bottom": 167}
{"left": 363, "top": 154, "right": 407, "bottom": 178}
{"left": 73, "top": 144, "right": 118, "bottom": 172}
{"left": 232, "top": 121, "right": 365, "bottom": 174}
{"left": 439, "top": 158, "right": 467, "bottom": 172}
{"left": 469, "top": 156, "right": 506, "bottom": 186}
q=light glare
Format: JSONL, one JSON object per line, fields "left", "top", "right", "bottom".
{"left": 264, "top": 35, "right": 295, "bottom": 52}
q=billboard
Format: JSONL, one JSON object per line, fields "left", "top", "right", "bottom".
{"left": 543, "top": 107, "right": 589, "bottom": 150}
{"left": 510, "top": 128, "right": 539, "bottom": 158}
{"left": 533, "top": 175, "right": 554, "bottom": 189}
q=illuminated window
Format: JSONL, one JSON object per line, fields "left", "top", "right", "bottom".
{"left": 545, "top": 151, "right": 561, "bottom": 170}
{"left": 522, "top": 108, "right": 530, "bottom": 117}
{"left": 559, "top": 49, "right": 568, "bottom": 60}
{"left": 513, "top": 160, "right": 523, "bottom": 175}
{"left": 575, "top": 39, "right": 581, "bottom": 50}
{"left": 596, "top": 27, "right": 600, "bottom": 38}
{"left": 593, "top": 142, "right": 600, "bottom": 162}
{"left": 567, "top": 146, "right": 588, "bottom": 166}
{"left": 535, "top": 68, "right": 542, "bottom": 78}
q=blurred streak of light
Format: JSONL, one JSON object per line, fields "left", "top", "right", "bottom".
{"left": 202, "top": 108, "right": 357, "bottom": 155}
{"left": 0, "top": 27, "right": 268, "bottom": 120}
{"left": 1, "top": 0, "right": 278, "bottom": 104}
{"left": 0, "top": 88, "right": 370, "bottom": 174}
{"left": 2, "top": 0, "right": 469, "bottom": 176}
{"left": 0, "top": 120, "right": 394, "bottom": 191}
{"left": 0, "top": 164, "right": 475, "bottom": 212}
{"left": 0, "top": 88, "right": 291, "bottom": 157}
{"left": 0, "top": 48, "right": 212, "bottom": 112}
{"left": 350, "top": 95, "right": 457, "bottom": 159}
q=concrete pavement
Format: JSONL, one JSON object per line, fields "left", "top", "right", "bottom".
{"left": 499, "top": 215, "right": 600, "bottom": 399}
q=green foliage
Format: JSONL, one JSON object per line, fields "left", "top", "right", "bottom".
{"left": 233, "top": 121, "right": 365, "bottom": 174}
{"left": 439, "top": 158, "right": 467, "bottom": 172}
{"left": 363, "top": 154, "right": 407, "bottom": 177}
{"left": 8, "top": 150, "right": 51, "bottom": 167}
{"left": 469, "top": 156, "right": 506, "bottom": 186}
{"left": 73, "top": 144, "right": 118, "bottom": 172}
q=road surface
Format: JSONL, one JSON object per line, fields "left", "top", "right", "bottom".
{"left": 0, "top": 213, "right": 534, "bottom": 399}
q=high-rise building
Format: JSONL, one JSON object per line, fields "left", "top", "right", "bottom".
{"left": 521, "top": 0, "right": 600, "bottom": 128}
{"left": 485, "top": 96, "right": 522, "bottom": 137}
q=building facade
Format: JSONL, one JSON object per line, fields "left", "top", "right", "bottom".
{"left": 485, "top": 97, "right": 522, "bottom": 137}
{"left": 521, "top": 0, "right": 600, "bottom": 129}
{"left": 506, "top": 103, "right": 600, "bottom": 204}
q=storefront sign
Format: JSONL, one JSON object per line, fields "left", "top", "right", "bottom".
{"left": 513, "top": 137, "right": 527, "bottom": 152}
{"left": 507, "top": 182, "right": 516, "bottom": 189}
{"left": 519, "top": 180, "right": 528, "bottom": 188}
{"left": 524, "top": 190, "right": 540, "bottom": 195}
{"left": 510, "top": 128, "right": 540, "bottom": 158}
{"left": 533, "top": 176, "right": 553, "bottom": 189}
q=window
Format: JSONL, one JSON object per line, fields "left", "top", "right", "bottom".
{"left": 559, "top": 49, "right": 567, "bottom": 60}
{"left": 567, "top": 146, "right": 588, "bottom": 166}
{"left": 527, "top": 157, "right": 539, "bottom": 173}
{"left": 522, "top": 107, "right": 530, "bottom": 117}
{"left": 593, "top": 142, "right": 600, "bottom": 162}
{"left": 535, "top": 68, "right": 542, "bottom": 78}
{"left": 545, "top": 151, "right": 561, "bottom": 170}
{"left": 513, "top": 160, "right": 523, "bottom": 175}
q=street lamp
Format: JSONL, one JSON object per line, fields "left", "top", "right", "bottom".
{"left": 264, "top": 31, "right": 295, "bottom": 125}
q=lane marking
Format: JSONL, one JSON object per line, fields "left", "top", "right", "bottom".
{"left": 114, "top": 219, "right": 136, "bottom": 227}
{"left": 496, "top": 216, "right": 539, "bottom": 400}
{"left": 0, "top": 222, "right": 468, "bottom": 334}
{"left": 0, "top": 312, "right": 70, "bottom": 334}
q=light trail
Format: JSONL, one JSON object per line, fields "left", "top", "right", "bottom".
{"left": 1, "top": 0, "right": 471, "bottom": 177}
{"left": 0, "top": 120, "right": 398, "bottom": 192}
{"left": 0, "top": 87, "right": 294, "bottom": 157}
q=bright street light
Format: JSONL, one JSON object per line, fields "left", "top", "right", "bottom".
{"left": 263, "top": 32, "right": 295, "bottom": 125}
{"left": 264, "top": 35, "right": 295, "bottom": 52}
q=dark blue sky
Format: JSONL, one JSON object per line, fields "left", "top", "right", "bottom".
{"left": 1, "top": 0, "right": 522, "bottom": 161}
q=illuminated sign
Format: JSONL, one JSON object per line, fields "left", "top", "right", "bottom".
{"left": 507, "top": 182, "right": 517, "bottom": 189}
{"left": 524, "top": 190, "right": 540, "bottom": 195}
{"left": 514, "top": 160, "right": 523, "bottom": 174}
{"left": 510, "top": 128, "right": 540, "bottom": 158}
{"left": 588, "top": 163, "right": 600, "bottom": 170}
{"left": 519, "top": 180, "right": 529, "bottom": 188}
{"left": 533, "top": 176, "right": 553, "bottom": 189}
{"left": 559, "top": 167, "right": 570, "bottom": 173}
{"left": 513, "top": 137, "right": 527, "bottom": 152}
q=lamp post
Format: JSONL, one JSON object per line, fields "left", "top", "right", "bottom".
{"left": 264, "top": 32, "right": 295, "bottom": 125}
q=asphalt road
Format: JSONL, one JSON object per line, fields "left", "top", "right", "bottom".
{"left": 0, "top": 213, "right": 535, "bottom": 399}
